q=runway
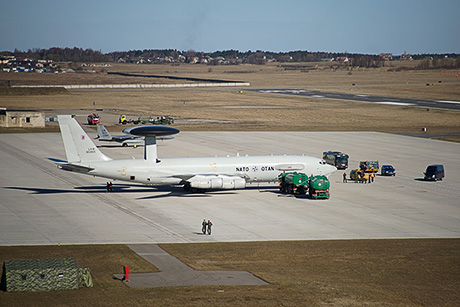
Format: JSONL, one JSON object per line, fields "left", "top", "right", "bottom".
{"left": 1, "top": 130, "right": 459, "bottom": 246}
{"left": 255, "top": 88, "right": 460, "bottom": 111}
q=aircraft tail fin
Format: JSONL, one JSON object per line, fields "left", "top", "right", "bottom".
{"left": 58, "top": 115, "right": 111, "bottom": 163}
{"left": 96, "top": 124, "right": 112, "bottom": 141}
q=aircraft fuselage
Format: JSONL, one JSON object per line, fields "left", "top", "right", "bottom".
{"left": 81, "top": 155, "right": 335, "bottom": 185}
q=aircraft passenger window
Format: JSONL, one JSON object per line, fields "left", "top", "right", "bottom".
{"left": 130, "top": 176, "right": 135, "bottom": 180}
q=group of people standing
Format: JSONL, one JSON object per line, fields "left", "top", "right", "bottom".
{"left": 202, "top": 219, "right": 213, "bottom": 235}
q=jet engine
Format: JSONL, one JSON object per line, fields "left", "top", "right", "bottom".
{"left": 187, "top": 175, "right": 246, "bottom": 190}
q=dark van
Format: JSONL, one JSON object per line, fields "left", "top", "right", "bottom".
{"left": 424, "top": 164, "right": 445, "bottom": 181}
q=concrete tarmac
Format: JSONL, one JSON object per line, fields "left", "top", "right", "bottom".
{"left": 113, "top": 244, "right": 269, "bottom": 288}
{"left": 1, "top": 127, "right": 459, "bottom": 246}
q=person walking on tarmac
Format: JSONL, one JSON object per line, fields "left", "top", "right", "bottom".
{"left": 202, "top": 219, "right": 207, "bottom": 235}
{"left": 362, "top": 172, "right": 368, "bottom": 184}
{"left": 207, "top": 220, "right": 213, "bottom": 235}
{"left": 370, "top": 172, "right": 375, "bottom": 183}
{"left": 343, "top": 172, "right": 347, "bottom": 183}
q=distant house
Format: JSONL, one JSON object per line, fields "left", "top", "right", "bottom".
{"left": 335, "top": 57, "right": 349, "bottom": 62}
{"left": 400, "top": 53, "right": 413, "bottom": 61}
{"left": 380, "top": 53, "right": 393, "bottom": 61}
{"left": 0, "top": 108, "right": 45, "bottom": 128}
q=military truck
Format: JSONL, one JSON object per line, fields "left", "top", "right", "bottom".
{"left": 119, "top": 115, "right": 174, "bottom": 125}
{"left": 323, "top": 151, "right": 349, "bottom": 169}
{"left": 278, "top": 172, "right": 309, "bottom": 195}
{"left": 154, "top": 116, "right": 174, "bottom": 125}
{"left": 308, "top": 175, "right": 331, "bottom": 199}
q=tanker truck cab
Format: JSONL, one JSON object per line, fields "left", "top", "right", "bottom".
{"left": 424, "top": 164, "right": 444, "bottom": 181}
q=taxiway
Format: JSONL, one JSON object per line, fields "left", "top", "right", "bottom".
{"left": 255, "top": 88, "right": 460, "bottom": 111}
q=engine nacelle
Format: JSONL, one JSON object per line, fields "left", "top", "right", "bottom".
{"left": 188, "top": 175, "right": 246, "bottom": 190}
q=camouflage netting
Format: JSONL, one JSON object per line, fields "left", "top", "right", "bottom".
{"left": 2, "top": 257, "right": 92, "bottom": 292}
{"left": 79, "top": 267, "right": 93, "bottom": 288}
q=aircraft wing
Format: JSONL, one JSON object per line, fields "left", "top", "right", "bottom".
{"left": 172, "top": 173, "right": 248, "bottom": 181}
{"left": 112, "top": 135, "right": 139, "bottom": 142}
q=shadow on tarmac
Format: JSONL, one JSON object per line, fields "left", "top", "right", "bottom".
{"left": 6, "top": 183, "right": 299, "bottom": 199}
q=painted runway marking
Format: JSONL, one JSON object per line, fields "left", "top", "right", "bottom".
{"left": 374, "top": 102, "right": 415, "bottom": 106}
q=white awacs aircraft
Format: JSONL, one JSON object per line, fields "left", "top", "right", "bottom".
{"left": 57, "top": 115, "right": 336, "bottom": 192}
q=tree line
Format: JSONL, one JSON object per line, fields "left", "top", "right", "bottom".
{"left": 417, "top": 57, "right": 460, "bottom": 69}
{"left": 1, "top": 47, "right": 459, "bottom": 69}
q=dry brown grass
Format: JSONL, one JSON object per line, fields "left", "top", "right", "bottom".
{"left": 1, "top": 61, "right": 459, "bottom": 136}
{"left": 1, "top": 240, "right": 459, "bottom": 306}
{"left": 1, "top": 85, "right": 459, "bottom": 135}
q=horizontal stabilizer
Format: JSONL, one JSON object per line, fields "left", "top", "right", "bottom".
{"left": 48, "top": 157, "right": 68, "bottom": 163}
{"left": 57, "top": 163, "right": 94, "bottom": 174}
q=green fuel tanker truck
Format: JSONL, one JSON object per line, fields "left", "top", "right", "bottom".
{"left": 308, "top": 175, "right": 330, "bottom": 199}
{"left": 278, "top": 172, "right": 310, "bottom": 195}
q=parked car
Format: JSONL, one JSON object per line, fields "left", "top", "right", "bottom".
{"left": 424, "top": 164, "right": 445, "bottom": 181}
{"left": 381, "top": 165, "right": 396, "bottom": 176}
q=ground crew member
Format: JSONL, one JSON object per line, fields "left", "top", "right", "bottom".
{"left": 370, "top": 172, "right": 375, "bottom": 183}
{"left": 363, "top": 173, "right": 368, "bottom": 183}
{"left": 207, "top": 220, "right": 213, "bottom": 235}
{"left": 109, "top": 181, "right": 113, "bottom": 192}
{"left": 202, "top": 219, "right": 207, "bottom": 235}
{"left": 343, "top": 172, "right": 347, "bottom": 183}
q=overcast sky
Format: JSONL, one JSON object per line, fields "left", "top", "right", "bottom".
{"left": 1, "top": 0, "right": 459, "bottom": 55}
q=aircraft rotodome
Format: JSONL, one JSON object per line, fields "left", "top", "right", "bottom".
{"left": 57, "top": 115, "right": 336, "bottom": 192}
